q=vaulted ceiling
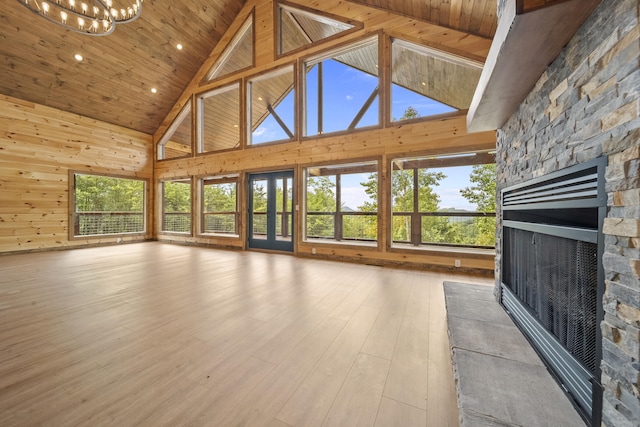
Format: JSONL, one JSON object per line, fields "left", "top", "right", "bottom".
{"left": 0, "top": 0, "right": 496, "bottom": 135}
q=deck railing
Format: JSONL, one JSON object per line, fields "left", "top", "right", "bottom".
{"left": 74, "top": 211, "right": 144, "bottom": 236}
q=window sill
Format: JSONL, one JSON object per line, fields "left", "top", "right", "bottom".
{"left": 302, "top": 238, "right": 378, "bottom": 248}
{"left": 391, "top": 243, "right": 495, "bottom": 257}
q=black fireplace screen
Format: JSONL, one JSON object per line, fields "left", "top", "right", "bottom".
{"left": 503, "top": 228, "right": 598, "bottom": 374}
{"left": 500, "top": 157, "right": 607, "bottom": 426}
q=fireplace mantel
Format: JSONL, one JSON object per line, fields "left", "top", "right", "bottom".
{"left": 466, "top": 0, "right": 601, "bottom": 133}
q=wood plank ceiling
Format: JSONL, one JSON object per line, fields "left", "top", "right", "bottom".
{"left": 0, "top": 1, "right": 496, "bottom": 136}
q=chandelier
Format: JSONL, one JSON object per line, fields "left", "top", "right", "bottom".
{"left": 16, "top": 0, "right": 143, "bottom": 36}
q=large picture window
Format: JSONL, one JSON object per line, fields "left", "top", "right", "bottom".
{"left": 304, "top": 161, "right": 378, "bottom": 244}
{"left": 201, "top": 176, "right": 239, "bottom": 235}
{"left": 161, "top": 179, "right": 192, "bottom": 234}
{"left": 72, "top": 173, "right": 146, "bottom": 237}
{"left": 303, "top": 36, "right": 379, "bottom": 137}
{"left": 391, "top": 153, "right": 496, "bottom": 248}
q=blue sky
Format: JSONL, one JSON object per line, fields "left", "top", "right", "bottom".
{"left": 340, "top": 167, "right": 476, "bottom": 212}
{"left": 251, "top": 58, "right": 478, "bottom": 211}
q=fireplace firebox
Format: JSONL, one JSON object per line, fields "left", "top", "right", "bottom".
{"left": 500, "top": 157, "right": 607, "bottom": 426}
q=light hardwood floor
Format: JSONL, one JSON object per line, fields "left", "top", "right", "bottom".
{"left": 0, "top": 242, "right": 493, "bottom": 426}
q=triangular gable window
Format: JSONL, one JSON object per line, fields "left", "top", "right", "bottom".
{"left": 390, "top": 38, "right": 483, "bottom": 122}
{"left": 277, "top": 2, "right": 361, "bottom": 56}
{"left": 204, "top": 14, "right": 254, "bottom": 83}
{"left": 157, "top": 102, "right": 192, "bottom": 160}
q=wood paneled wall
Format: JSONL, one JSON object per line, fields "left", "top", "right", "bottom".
{"left": 0, "top": 95, "right": 153, "bottom": 254}
{"left": 153, "top": 0, "right": 496, "bottom": 271}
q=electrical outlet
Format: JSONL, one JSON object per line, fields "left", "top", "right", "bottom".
{"left": 454, "top": 259, "right": 461, "bottom": 268}
{"left": 312, "top": 248, "right": 316, "bottom": 255}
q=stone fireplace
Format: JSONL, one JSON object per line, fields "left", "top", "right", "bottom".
{"left": 495, "top": 0, "right": 639, "bottom": 426}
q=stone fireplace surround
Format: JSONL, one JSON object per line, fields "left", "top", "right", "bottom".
{"left": 495, "top": 0, "right": 639, "bottom": 426}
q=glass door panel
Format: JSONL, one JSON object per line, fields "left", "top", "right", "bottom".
{"left": 251, "top": 178, "right": 268, "bottom": 241}
{"left": 248, "top": 171, "right": 294, "bottom": 252}
{"left": 275, "top": 177, "right": 293, "bottom": 243}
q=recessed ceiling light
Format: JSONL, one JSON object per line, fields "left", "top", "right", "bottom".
{"left": 74, "top": 53, "right": 83, "bottom": 61}
{"left": 151, "top": 88, "right": 157, "bottom": 94}
{"left": 176, "top": 43, "right": 183, "bottom": 50}
{"left": 421, "top": 82, "right": 426, "bottom": 86}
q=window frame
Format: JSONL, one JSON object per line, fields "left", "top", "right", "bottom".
{"left": 388, "top": 152, "right": 496, "bottom": 251}
{"left": 303, "top": 159, "right": 380, "bottom": 247}
{"left": 203, "top": 10, "right": 255, "bottom": 83}
{"left": 300, "top": 32, "right": 383, "bottom": 140}
{"left": 388, "top": 37, "right": 483, "bottom": 127}
{"left": 159, "top": 177, "right": 193, "bottom": 235}
{"left": 69, "top": 171, "right": 148, "bottom": 240}
{"left": 246, "top": 63, "right": 297, "bottom": 146}
{"left": 198, "top": 174, "right": 240, "bottom": 237}
{"left": 157, "top": 100, "right": 193, "bottom": 161}
{"left": 274, "top": 0, "right": 362, "bottom": 59}
{"left": 196, "top": 81, "right": 243, "bottom": 155}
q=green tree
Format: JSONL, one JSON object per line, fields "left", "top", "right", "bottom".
{"left": 74, "top": 174, "right": 145, "bottom": 235}
{"left": 75, "top": 175, "right": 143, "bottom": 212}
{"left": 393, "top": 105, "right": 419, "bottom": 122}
{"left": 163, "top": 181, "right": 191, "bottom": 212}
{"left": 204, "top": 183, "right": 236, "bottom": 212}
{"left": 460, "top": 163, "right": 496, "bottom": 212}
{"left": 204, "top": 183, "right": 237, "bottom": 233}
{"left": 306, "top": 176, "right": 336, "bottom": 212}
{"left": 306, "top": 176, "right": 336, "bottom": 238}
{"left": 460, "top": 163, "right": 497, "bottom": 246}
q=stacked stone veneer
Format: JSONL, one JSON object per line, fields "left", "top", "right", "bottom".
{"left": 495, "top": 0, "right": 639, "bottom": 426}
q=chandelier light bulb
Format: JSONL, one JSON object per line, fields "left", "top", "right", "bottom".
{"left": 16, "top": 0, "right": 143, "bottom": 36}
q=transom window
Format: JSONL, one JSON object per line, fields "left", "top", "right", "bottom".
{"left": 247, "top": 65, "right": 295, "bottom": 145}
{"left": 303, "top": 36, "right": 380, "bottom": 137}
{"left": 204, "top": 15, "right": 254, "bottom": 82}
{"left": 390, "top": 38, "right": 482, "bottom": 123}
{"left": 198, "top": 83, "right": 241, "bottom": 153}
{"left": 391, "top": 153, "right": 496, "bottom": 248}
{"left": 72, "top": 173, "right": 146, "bottom": 237}
{"left": 157, "top": 102, "right": 192, "bottom": 160}
{"left": 277, "top": 2, "right": 359, "bottom": 56}
{"left": 304, "top": 161, "right": 378, "bottom": 244}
